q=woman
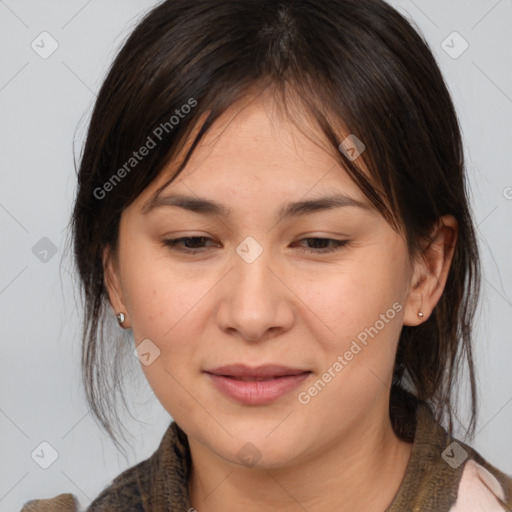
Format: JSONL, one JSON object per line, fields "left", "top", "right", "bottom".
{"left": 22, "top": 0, "right": 512, "bottom": 510}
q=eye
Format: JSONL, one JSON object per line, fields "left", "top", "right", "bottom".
{"left": 294, "top": 237, "right": 350, "bottom": 254}
{"left": 162, "top": 236, "right": 219, "bottom": 254}
{"left": 162, "top": 236, "right": 349, "bottom": 255}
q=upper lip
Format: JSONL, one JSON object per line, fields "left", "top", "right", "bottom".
{"left": 205, "top": 364, "right": 310, "bottom": 378}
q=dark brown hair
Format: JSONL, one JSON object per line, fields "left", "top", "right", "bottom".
{"left": 69, "top": 0, "right": 481, "bottom": 453}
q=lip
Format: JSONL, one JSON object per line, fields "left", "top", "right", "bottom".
{"left": 204, "top": 364, "right": 312, "bottom": 405}
{"left": 206, "top": 364, "right": 310, "bottom": 378}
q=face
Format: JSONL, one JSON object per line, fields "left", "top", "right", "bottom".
{"left": 105, "top": 90, "right": 422, "bottom": 469}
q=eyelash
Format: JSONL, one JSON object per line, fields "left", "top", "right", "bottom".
{"left": 162, "top": 236, "right": 350, "bottom": 255}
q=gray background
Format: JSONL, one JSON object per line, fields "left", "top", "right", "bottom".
{"left": 1, "top": 0, "right": 511, "bottom": 510}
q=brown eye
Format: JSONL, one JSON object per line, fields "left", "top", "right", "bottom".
{"left": 293, "top": 238, "right": 350, "bottom": 254}
{"left": 162, "top": 236, "right": 219, "bottom": 254}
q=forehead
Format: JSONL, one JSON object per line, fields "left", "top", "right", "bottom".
{"left": 139, "top": 92, "right": 373, "bottom": 212}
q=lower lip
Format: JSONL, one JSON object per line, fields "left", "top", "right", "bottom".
{"left": 206, "top": 372, "right": 311, "bottom": 405}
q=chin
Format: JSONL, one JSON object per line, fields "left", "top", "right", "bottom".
{"left": 212, "top": 420, "right": 311, "bottom": 470}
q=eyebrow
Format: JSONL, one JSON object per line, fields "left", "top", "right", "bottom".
{"left": 141, "top": 192, "right": 370, "bottom": 221}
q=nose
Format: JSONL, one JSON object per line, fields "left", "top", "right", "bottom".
{"left": 216, "top": 242, "right": 294, "bottom": 343}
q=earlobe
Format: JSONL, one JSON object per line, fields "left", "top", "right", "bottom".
{"left": 402, "top": 271, "right": 433, "bottom": 326}
{"left": 402, "top": 215, "right": 458, "bottom": 327}
{"left": 102, "top": 246, "right": 130, "bottom": 328}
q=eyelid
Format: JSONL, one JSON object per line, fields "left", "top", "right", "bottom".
{"left": 161, "top": 235, "right": 350, "bottom": 255}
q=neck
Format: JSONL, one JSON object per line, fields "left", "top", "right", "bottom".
{"left": 187, "top": 405, "right": 413, "bottom": 512}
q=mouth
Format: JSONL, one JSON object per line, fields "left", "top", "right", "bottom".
{"left": 204, "top": 364, "right": 312, "bottom": 404}
{"left": 205, "top": 363, "right": 310, "bottom": 379}
{"left": 218, "top": 375, "right": 297, "bottom": 381}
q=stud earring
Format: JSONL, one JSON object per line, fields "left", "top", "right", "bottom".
{"left": 417, "top": 311, "right": 424, "bottom": 318}
{"left": 116, "top": 312, "right": 126, "bottom": 326}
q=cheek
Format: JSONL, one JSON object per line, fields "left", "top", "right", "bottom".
{"left": 330, "top": 258, "right": 405, "bottom": 408}
{"left": 122, "top": 252, "right": 208, "bottom": 416}
{"left": 119, "top": 243, "right": 191, "bottom": 339}
{"left": 298, "top": 282, "right": 403, "bottom": 421}
{"left": 307, "top": 256, "right": 402, "bottom": 336}
{"left": 122, "top": 249, "right": 220, "bottom": 383}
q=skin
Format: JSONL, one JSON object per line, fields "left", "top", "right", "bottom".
{"left": 104, "top": 88, "right": 458, "bottom": 512}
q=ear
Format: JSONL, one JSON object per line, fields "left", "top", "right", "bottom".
{"left": 402, "top": 215, "right": 458, "bottom": 326}
{"left": 103, "top": 245, "right": 130, "bottom": 328}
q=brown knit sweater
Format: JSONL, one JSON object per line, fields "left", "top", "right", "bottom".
{"left": 21, "top": 401, "right": 512, "bottom": 511}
